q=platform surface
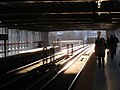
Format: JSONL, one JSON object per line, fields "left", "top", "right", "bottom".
{"left": 74, "top": 46, "right": 120, "bottom": 90}
{"left": 92, "top": 47, "right": 120, "bottom": 90}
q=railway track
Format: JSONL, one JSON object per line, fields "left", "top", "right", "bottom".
{"left": 27, "top": 45, "right": 94, "bottom": 90}
{"left": 0, "top": 45, "right": 89, "bottom": 89}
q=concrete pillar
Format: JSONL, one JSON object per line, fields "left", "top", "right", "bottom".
{"left": 115, "top": 28, "right": 120, "bottom": 41}
{"left": 41, "top": 32, "right": 49, "bottom": 47}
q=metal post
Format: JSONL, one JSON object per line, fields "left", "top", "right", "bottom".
{"left": 44, "top": 47, "right": 47, "bottom": 64}
{"left": 50, "top": 48, "right": 52, "bottom": 62}
{"left": 43, "top": 47, "right": 45, "bottom": 65}
{"left": 43, "top": 47, "right": 47, "bottom": 65}
{"left": 52, "top": 46, "right": 55, "bottom": 61}
{"left": 67, "top": 44, "right": 69, "bottom": 55}
{"left": 4, "top": 40, "right": 6, "bottom": 60}
{"left": 71, "top": 44, "right": 73, "bottom": 56}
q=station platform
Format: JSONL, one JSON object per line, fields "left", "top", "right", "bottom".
{"left": 1, "top": 44, "right": 120, "bottom": 90}
{"left": 73, "top": 45, "right": 120, "bottom": 90}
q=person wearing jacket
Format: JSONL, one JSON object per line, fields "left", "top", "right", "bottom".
{"left": 95, "top": 35, "right": 106, "bottom": 68}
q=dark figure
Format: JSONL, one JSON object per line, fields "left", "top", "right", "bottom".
{"left": 113, "top": 34, "right": 119, "bottom": 55}
{"left": 109, "top": 35, "right": 116, "bottom": 60}
{"left": 106, "top": 37, "right": 110, "bottom": 50}
{"left": 37, "top": 41, "right": 42, "bottom": 48}
{"left": 95, "top": 37, "right": 106, "bottom": 67}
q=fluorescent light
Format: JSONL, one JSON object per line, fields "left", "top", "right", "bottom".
{"left": 111, "top": 12, "right": 120, "bottom": 14}
{"left": 49, "top": 12, "right": 93, "bottom": 14}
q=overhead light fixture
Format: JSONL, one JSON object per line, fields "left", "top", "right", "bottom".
{"left": 98, "top": 12, "right": 101, "bottom": 16}
{"left": 95, "top": 12, "right": 109, "bottom": 16}
{"left": 96, "top": 12, "right": 109, "bottom": 14}
{"left": 110, "top": 12, "right": 120, "bottom": 14}
{"left": 96, "top": 0, "right": 102, "bottom": 9}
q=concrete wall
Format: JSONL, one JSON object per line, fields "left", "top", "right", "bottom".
{"left": 115, "top": 28, "right": 120, "bottom": 41}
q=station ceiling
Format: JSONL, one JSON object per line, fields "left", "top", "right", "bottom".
{"left": 0, "top": 0, "right": 120, "bottom": 31}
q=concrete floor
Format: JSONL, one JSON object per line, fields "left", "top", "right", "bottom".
{"left": 92, "top": 47, "right": 120, "bottom": 90}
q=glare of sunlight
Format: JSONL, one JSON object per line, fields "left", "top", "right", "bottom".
{"left": 58, "top": 59, "right": 75, "bottom": 74}
{"left": 19, "top": 48, "right": 42, "bottom": 53}
{"left": 16, "top": 63, "right": 42, "bottom": 74}
{"left": 104, "top": 49, "right": 108, "bottom": 65}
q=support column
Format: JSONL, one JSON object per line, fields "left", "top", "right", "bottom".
{"left": 41, "top": 32, "right": 49, "bottom": 47}
{"left": 115, "top": 28, "right": 120, "bottom": 41}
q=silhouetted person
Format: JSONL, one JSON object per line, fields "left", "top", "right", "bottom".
{"left": 109, "top": 35, "right": 116, "bottom": 60}
{"left": 113, "top": 34, "right": 119, "bottom": 55}
{"left": 95, "top": 36, "right": 106, "bottom": 67}
{"left": 106, "top": 37, "right": 110, "bottom": 50}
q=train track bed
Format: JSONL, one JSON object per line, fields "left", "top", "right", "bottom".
{"left": 27, "top": 44, "right": 94, "bottom": 90}
{"left": 0, "top": 46, "right": 60, "bottom": 75}
{"left": 0, "top": 45, "right": 88, "bottom": 89}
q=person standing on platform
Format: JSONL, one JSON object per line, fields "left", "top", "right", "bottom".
{"left": 113, "top": 34, "right": 119, "bottom": 55}
{"left": 109, "top": 35, "right": 115, "bottom": 60}
{"left": 95, "top": 32, "right": 106, "bottom": 68}
{"left": 109, "top": 34, "right": 119, "bottom": 60}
